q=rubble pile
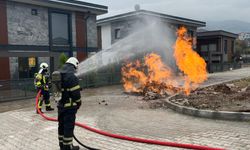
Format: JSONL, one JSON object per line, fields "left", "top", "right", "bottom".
{"left": 142, "top": 82, "right": 182, "bottom": 100}
{"left": 170, "top": 79, "right": 250, "bottom": 112}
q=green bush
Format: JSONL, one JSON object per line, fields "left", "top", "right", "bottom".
{"left": 59, "top": 53, "right": 68, "bottom": 68}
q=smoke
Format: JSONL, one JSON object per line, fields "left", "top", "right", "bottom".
{"left": 76, "top": 15, "right": 177, "bottom": 77}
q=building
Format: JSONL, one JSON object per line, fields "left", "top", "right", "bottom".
{"left": 0, "top": 0, "right": 107, "bottom": 80}
{"left": 97, "top": 9, "right": 205, "bottom": 50}
{"left": 238, "top": 32, "right": 250, "bottom": 40}
{"left": 197, "top": 30, "right": 238, "bottom": 72}
{"left": 238, "top": 33, "right": 250, "bottom": 47}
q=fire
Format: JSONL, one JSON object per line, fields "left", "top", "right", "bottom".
{"left": 174, "top": 27, "right": 207, "bottom": 94}
{"left": 121, "top": 60, "right": 147, "bottom": 93}
{"left": 122, "top": 27, "right": 207, "bottom": 96}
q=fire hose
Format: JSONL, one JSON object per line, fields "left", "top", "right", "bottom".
{"left": 36, "top": 90, "right": 225, "bottom": 150}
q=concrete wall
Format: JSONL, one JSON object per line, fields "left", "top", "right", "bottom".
{"left": 110, "top": 19, "right": 139, "bottom": 44}
{"left": 101, "top": 24, "right": 111, "bottom": 49}
{"left": 7, "top": 1, "right": 49, "bottom": 45}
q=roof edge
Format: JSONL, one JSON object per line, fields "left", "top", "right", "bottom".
{"left": 10, "top": 0, "right": 108, "bottom": 15}
{"left": 197, "top": 30, "right": 238, "bottom": 38}
{"left": 97, "top": 9, "right": 205, "bottom": 27}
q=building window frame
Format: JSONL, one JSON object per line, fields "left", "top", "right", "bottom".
{"left": 114, "top": 28, "right": 121, "bottom": 39}
{"left": 48, "top": 9, "right": 73, "bottom": 56}
{"left": 224, "top": 40, "right": 228, "bottom": 54}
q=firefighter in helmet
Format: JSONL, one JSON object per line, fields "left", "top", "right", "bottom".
{"left": 58, "top": 57, "right": 81, "bottom": 150}
{"left": 35, "top": 62, "right": 54, "bottom": 113}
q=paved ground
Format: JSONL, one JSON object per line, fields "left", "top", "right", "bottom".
{"left": 1, "top": 67, "right": 250, "bottom": 150}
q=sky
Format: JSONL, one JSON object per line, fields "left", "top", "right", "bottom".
{"left": 82, "top": 0, "right": 250, "bottom": 22}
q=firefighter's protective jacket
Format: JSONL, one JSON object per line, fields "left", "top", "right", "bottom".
{"left": 58, "top": 63, "right": 81, "bottom": 109}
{"left": 35, "top": 69, "right": 50, "bottom": 91}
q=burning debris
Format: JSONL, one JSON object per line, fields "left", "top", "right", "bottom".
{"left": 122, "top": 27, "right": 207, "bottom": 99}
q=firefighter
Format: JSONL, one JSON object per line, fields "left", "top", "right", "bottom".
{"left": 58, "top": 57, "right": 81, "bottom": 150}
{"left": 35, "top": 62, "right": 54, "bottom": 113}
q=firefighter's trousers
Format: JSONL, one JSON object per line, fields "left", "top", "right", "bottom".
{"left": 58, "top": 108, "right": 77, "bottom": 148}
{"left": 38, "top": 89, "right": 51, "bottom": 109}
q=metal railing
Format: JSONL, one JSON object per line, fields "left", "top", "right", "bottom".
{"left": 0, "top": 70, "right": 122, "bottom": 101}
{"left": 0, "top": 78, "right": 36, "bottom": 102}
{"left": 209, "top": 62, "right": 242, "bottom": 73}
{"left": 79, "top": 72, "right": 122, "bottom": 88}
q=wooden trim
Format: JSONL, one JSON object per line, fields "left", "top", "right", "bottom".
{"left": 0, "top": 1, "right": 10, "bottom": 80}
{"left": 0, "top": 57, "right": 10, "bottom": 80}
{"left": 0, "top": 0, "right": 8, "bottom": 45}
{"left": 75, "top": 12, "right": 87, "bottom": 61}
{"left": 76, "top": 12, "right": 86, "bottom": 47}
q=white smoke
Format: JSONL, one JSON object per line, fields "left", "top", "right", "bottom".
{"left": 76, "top": 16, "right": 177, "bottom": 77}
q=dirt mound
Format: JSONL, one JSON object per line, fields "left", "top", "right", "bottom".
{"left": 214, "top": 84, "right": 232, "bottom": 94}
{"left": 170, "top": 78, "right": 250, "bottom": 112}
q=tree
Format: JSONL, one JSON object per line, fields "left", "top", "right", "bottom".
{"left": 235, "top": 39, "right": 248, "bottom": 54}
{"left": 59, "top": 53, "right": 68, "bottom": 68}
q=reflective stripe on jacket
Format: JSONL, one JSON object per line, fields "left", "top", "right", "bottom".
{"left": 59, "top": 63, "right": 81, "bottom": 109}
{"left": 35, "top": 71, "right": 50, "bottom": 91}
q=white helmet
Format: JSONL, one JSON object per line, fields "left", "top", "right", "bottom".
{"left": 40, "top": 62, "right": 49, "bottom": 69}
{"left": 66, "top": 57, "right": 79, "bottom": 69}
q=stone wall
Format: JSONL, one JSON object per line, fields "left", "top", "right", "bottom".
{"left": 87, "top": 15, "right": 97, "bottom": 48}
{"left": 9, "top": 57, "right": 19, "bottom": 79}
{"left": 38, "top": 57, "right": 50, "bottom": 68}
{"left": 7, "top": 1, "right": 49, "bottom": 45}
{"left": 72, "top": 12, "right": 76, "bottom": 47}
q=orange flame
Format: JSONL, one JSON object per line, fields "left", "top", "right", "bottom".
{"left": 174, "top": 27, "right": 207, "bottom": 94}
{"left": 122, "top": 53, "right": 180, "bottom": 94}
{"left": 121, "top": 60, "right": 147, "bottom": 93}
{"left": 121, "top": 27, "right": 207, "bottom": 96}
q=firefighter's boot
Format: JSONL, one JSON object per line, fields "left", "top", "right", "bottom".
{"left": 46, "top": 106, "right": 54, "bottom": 111}
{"left": 63, "top": 145, "right": 79, "bottom": 150}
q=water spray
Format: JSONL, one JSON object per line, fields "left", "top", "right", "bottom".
{"left": 76, "top": 19, "right": 175, "bottom": 78}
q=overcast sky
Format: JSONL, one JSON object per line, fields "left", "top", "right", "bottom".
{"left": 82, "top": 0, "right": 250, "bottom": 22}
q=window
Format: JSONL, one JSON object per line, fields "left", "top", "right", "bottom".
{"left": 51, "top": 13, "right": 69, "bottom": 46}
{"left": 115, "top": 28, "right": 121, "bottom": 39}
{"left": 209, "top": 44, "right": 217, "bottom": 52}
{"left": 31, "top": 9, "right": 38, "bottom": 15}
{"left": 201, "top": 45, "right": 208, "bottom": 52}
{"left": 224, "top": 40, "right": 228, "bottom": 54}
{"left": 187, "top": 30, "right": 194, "bottom": 38}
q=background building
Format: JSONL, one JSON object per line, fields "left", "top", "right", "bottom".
{"left": 97, "top": 9, "right": 205, "bottom": 50}
{"left": 0, "top": 0, "right": 107, "bottom": 80}
{"left": 238, "top": 32, "right": 250, "bottom": 41}
{"left": 197, "top": 30, "right": 238, "bottom": 72}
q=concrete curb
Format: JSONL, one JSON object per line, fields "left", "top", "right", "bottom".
{"left": 164, "top": 96, "right": 250, "bottom": 121}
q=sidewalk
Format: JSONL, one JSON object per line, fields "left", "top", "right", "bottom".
{"left": 1, "top": 67, "right": 250, "bottom": 150}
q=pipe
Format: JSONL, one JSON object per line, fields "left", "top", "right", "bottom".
{"left": 35, "top": 90, "right": 225, "bottom": 150}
